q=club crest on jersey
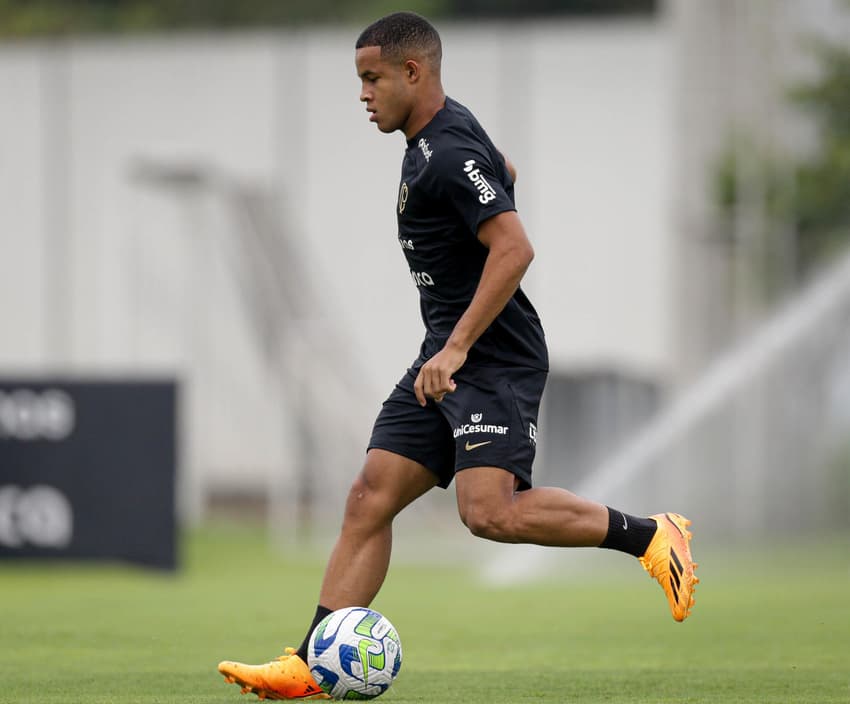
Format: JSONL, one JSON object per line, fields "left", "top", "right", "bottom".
{"left": 463, "top": 160, "right": 497, "bottom": 204}
{"left": 398, "top": 182, "right": 409, "bottom": 214}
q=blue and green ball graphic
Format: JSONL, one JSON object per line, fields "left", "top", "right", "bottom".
{"left": 308, "top": 607, "right": 402, "bottom": 700}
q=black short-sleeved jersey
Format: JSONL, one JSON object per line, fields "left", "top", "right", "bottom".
{"left": 396, "top": 97, "right": 548, "bottom": 371}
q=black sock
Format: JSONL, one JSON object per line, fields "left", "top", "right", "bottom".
{"left": 295, "top": 605, "right": 333, "bottom": 662}
{"left": 598, "top": 507, "right": 657, "bottom": 557}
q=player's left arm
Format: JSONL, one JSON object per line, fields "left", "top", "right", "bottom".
{"left": 413, "top": 210, "right": 533, "bottom": 406}
{"left": 499, "top": 150, "right": 517, "bottom": 183}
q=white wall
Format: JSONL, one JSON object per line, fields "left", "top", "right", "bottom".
{"left": 0, "top": 20, "right": 674, "bottom": 510}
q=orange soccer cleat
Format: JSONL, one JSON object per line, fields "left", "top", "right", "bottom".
{"left": 639, "top": 512, "right": 699, "bottom": 622}
{"left": 218, "top": 647, "right": 331, "bottom": 701}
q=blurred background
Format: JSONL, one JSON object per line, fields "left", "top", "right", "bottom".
{"left": 1, "top": 0, "right": 849, "bottom": 577}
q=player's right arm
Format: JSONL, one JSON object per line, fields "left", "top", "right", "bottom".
{"left": 413, "top": 210, "right": 533, "bottom": 406}
{"left": 411, "top": 137, "right": 523, "bottom": 406}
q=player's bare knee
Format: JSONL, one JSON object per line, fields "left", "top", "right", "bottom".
{"left": 343, "top": 472, "right": 391, "bottom": 527}
{"left": 460, "top": 503, "right": 515, "bottom": 542}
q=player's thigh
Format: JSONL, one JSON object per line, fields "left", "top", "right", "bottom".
{"left": 368, "top": 368, "right": 457, "bottom": 488}
{"left": 440, "top": 365, "right": 547, "bottom": 490}
{"left": 453, "top": 465, "right": 518, "bottom": 527}
{"left": 345, "top": 448, "right": 439, "bottom": 524}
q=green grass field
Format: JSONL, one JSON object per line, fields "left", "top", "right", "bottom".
{"left": 2, "top": 524, "right": 848, "bottom": 703}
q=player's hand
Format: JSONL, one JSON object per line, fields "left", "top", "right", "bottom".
{"left": 413, "top": 345, "right": 467, "bottom": 406}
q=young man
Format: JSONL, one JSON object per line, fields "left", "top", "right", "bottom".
{"left": 218, "top": 12, "right": 697, "bottom": 701}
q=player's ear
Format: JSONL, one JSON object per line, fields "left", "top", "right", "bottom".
{"left": 404, "top": 59, "right": 420, "bottom": 82}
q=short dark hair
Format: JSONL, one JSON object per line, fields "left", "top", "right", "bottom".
{"left": 355, "top": 12, "right": 442, "bottom": 69}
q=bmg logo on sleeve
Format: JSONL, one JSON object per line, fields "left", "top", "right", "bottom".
{"left": 463, "top": 159, "right": 497, "bottom": 204}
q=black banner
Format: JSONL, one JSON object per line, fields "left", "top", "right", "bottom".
{"left": 0, "top": 380, "right": 177, "bottom": 569}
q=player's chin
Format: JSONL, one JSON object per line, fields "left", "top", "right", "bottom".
{"left": 373, "top": 116, "right": 401, "bottom": 134}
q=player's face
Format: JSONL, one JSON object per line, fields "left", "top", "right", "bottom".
{"left": 356, "top": 46, "right": 414, "bottom": 134}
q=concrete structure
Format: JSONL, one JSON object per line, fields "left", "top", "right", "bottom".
{"left": 1, "top": 2, "right": 847, "bottom": 531}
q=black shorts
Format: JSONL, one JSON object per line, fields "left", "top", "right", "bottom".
{"left": 368, "top": 364, "right": 547, "bottom": 490}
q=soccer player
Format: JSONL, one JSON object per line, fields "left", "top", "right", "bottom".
{"left": 218, "top": 12, "right": 697, "bottom": 700}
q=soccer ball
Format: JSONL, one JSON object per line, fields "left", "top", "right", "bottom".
{"left": 307, "top": 606, "right": 402, "bottom": 700}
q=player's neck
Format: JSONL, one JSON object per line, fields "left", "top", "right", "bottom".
{"left": 403, "top": 88, "right": 446, "bottom": 140}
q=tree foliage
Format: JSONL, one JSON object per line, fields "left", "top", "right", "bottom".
{"left": 714, "top": 31, "right": 850, "bottom": 298}
{"left": 792, "top": 40, "right": 850, "bottom": 270}
{"left": 0, "top": 0, "right": 655, "bottom": 36}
